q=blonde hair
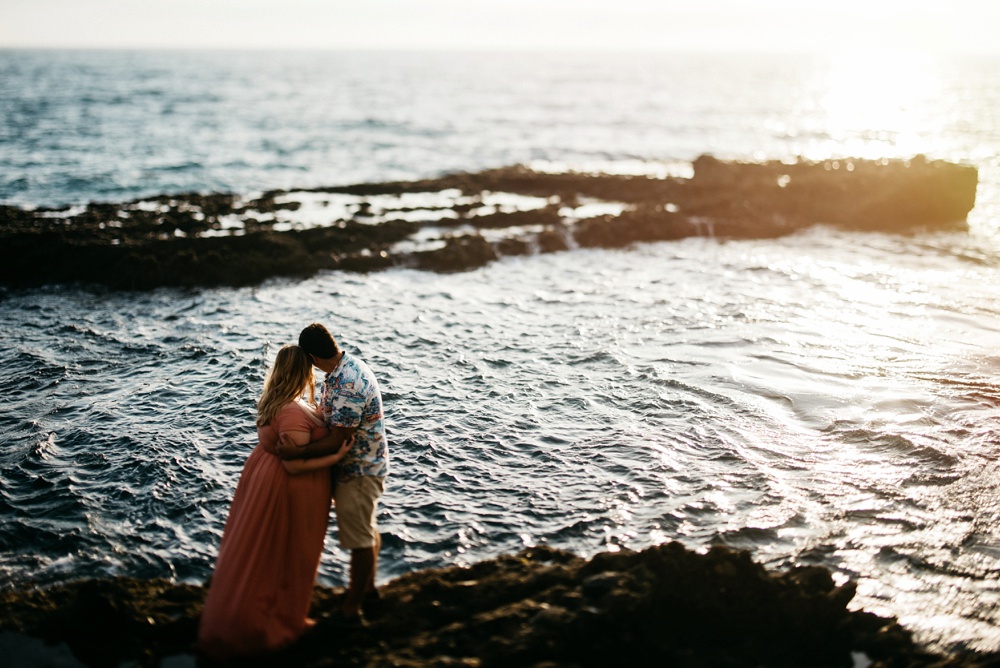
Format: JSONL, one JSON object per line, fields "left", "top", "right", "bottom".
{"left": 256, "top": 345, "right": 315, "bottom": 428}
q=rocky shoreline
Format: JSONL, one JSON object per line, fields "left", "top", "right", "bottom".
{"left": 0, "top": 155, "right": 978, "bottom": 291}
{"left": 1, "top": 543, "right": 997, "bottom": 667}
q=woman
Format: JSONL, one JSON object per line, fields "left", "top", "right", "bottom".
{"left": 198, "top": 345, "right": 351, "bottom": 662}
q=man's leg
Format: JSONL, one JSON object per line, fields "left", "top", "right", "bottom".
{"left": 335, "top": 476, "right": 383, "bottom": 618}
{"left": 343, "top": 546, "right": 376, "bottom": 617}
{"left": 367, "top": 531, "right": 381, "bottom": 593}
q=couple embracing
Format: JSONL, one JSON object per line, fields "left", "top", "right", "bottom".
{"left": 198, "top": 323, "right": 388, "bottom": 662}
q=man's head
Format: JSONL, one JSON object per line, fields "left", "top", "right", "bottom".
{"left": 298, "top": 323, "right": 340, "bottom": 362}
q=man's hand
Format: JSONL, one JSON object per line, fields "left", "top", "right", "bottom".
{"left": 276, "top": 426, "right": 357, "bottom": 461}
{"left": 276, "top": 431, "right": 299, "bottom": 458}
{"left": 334, "top": 434, "right": 354, "bottom": 461}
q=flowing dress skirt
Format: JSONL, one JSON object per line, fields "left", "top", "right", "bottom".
{"left": 198, "top": 404, "right": 330, "bottom": 661}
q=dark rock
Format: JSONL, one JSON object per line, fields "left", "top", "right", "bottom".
{"left": 2, "top": 543, "right": 996, "bottom": 667}
{"left": 536, "top": 228, "right": 571, "bottom": 253}
{"left": 0, "top": 156, "right": 978, "bottom": 290}
{"left": 413, "top": 235, "right": 498, "bottom": 273}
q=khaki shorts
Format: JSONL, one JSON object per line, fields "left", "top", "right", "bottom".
{"left": 334, "top": 475, "right": 384, "bottom": 550}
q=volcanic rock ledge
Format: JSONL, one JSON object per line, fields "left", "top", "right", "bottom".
{"left": 2, "top": 543, "right": 996, "bottom": 667}
{"left": 0, "top": 155, "right": 978, "bottom": 290}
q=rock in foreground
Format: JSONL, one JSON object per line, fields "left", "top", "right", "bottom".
{"left": 1, "top": 543, "right": 995, "bottom": 667}
{"left": 0, "top": 155, "right": 978, "bottom": 290}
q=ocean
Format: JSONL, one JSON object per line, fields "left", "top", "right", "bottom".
{"left": 2, "top": 48, "right": 1000, "bottom": 654}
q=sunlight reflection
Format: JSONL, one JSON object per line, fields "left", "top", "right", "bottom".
{"left": 817, "top": 49, "right": 944, "bottom": 159}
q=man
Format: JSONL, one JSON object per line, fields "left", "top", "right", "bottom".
{"left": 277, "top": 323, "right": 388, "bottom": 623}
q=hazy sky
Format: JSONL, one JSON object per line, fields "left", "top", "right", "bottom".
{"left": 3, "top": 0, "right": 999, "bottom": 54}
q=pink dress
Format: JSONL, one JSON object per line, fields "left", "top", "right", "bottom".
{"left": 198, "top": 402, "right": 331, "bottom": 661}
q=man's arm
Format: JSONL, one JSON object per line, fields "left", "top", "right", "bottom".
{"left": 276, "top": 425, "right": 356, "bottom": 461}
{"left": 282, "top": 438, "right": 351, "bottom": 475}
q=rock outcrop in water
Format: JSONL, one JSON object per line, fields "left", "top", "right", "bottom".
{"left": 0, "top": 155, "right": 978, "bottom": 290}
{"left": 1, "top": 543, "right": 994, "bottom": 667}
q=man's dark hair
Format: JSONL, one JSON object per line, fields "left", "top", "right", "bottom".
{"left": 298, "top": 323, "right": 340, "bottom": 359}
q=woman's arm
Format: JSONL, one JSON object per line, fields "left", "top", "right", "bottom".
{"left": 279, "top": 431, "right": 353, "bottom": 475}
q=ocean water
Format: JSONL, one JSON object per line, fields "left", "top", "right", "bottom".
{"left": 2, "top": 49, "right": 1000, "bottom": 654}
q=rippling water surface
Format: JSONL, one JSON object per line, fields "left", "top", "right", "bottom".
{"left": 4, "top": 232, "right": 1000, "bottom": 651}
{"left": 2, "top": 49, "right": 1000, "bottom": 654}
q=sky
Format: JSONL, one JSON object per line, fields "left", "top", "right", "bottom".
{"left": 2, "top": 0, "right": 999, "bottom": 55}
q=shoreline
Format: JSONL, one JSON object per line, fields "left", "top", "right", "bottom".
{"left": 0, "top": 155, "right": 978, "bottom": 291}
{"left": 1, "top": 543, "right": 996, "bottom": 667}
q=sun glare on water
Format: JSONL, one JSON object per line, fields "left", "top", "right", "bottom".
{"left": 816, "top": 49, "right": 946, "bottom": 160}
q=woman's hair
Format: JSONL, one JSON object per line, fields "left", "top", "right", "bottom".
{"left": 298, "top": 322, "right": 339, "bottom": 359}
{"left": 256, "top": 345, "right": 314, "bottom": 428}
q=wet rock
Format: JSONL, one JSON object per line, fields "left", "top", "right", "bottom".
{"left": 536, "top": 228, "right": 571, "bottom": 253}
{"left": 413, "top": 235, "right": 498, "bottom": 273}
{"left": 688, "top": 154, "right": 978, "bottom": 234}
{"left": 0, "top": 577, "right": 203, "bottom": 667}
{"left": 575, "top": 207, "right": 695, "bottom": 247}
{"left": 2, "top": 543, "right": 996, "bottom": 667}
{"left": 580, "top": 571, "right": 620, "bottom": 599}
{"left": 0, "top": 156, "right": 978, "bottom": 290}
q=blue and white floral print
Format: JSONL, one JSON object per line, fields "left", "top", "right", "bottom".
{"left": 320, "top": 353, "right": 388, "bottom": 482}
